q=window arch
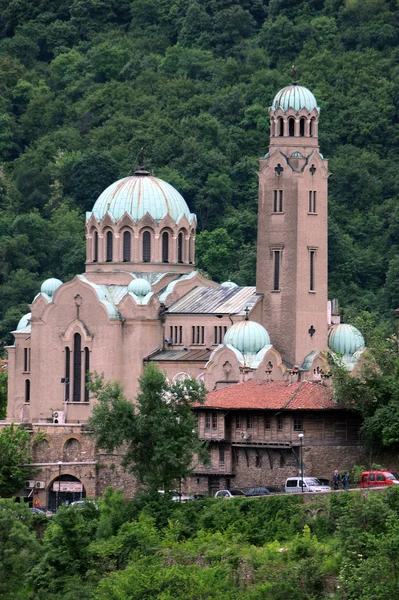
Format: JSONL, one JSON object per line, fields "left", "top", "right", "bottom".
{"left": 73, "top": 333, "right": 82, "bottom": 402}
{"left": 65, "top": 347, "right": 70, "bottom": 402}
{"left": 106, "top": 231, "right": 113, "bottom": 262}
{"left": 299, "top": 117, "right": 306, "bottom": 137}
{"left": 142, "top": 231, "right": 151, "bottom": 262}
{"left": 123, "top": 230, "right": 131, "bottom": 262}
{"left": 278, "top": 117, "right": 284, "bottom": 136}
{"left": 310, "top": 118, "right": 315, "bottom": 137}
{"left": 84, "top": 347, "right": 90, "bottom": 402}
{"left": 25, "top": 379, "right": 30, "bottom": 403}
{"left": 288, "top": 117, "right": 295, "bottom": 136}
{"left": 93, "top": 231, "right": 98, "bottom": 262}
{"left": 162, "top": 231, "right": 169, "bottom": 263}
{"left": 177, "top": 232, "right": 184, "bottom": 263}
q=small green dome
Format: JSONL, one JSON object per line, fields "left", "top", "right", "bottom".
{"left": 90, "top": 173, "right": 194, "bottom": 224}
{"left": 128, "top": 278, "right": 152, "bottom": 297}
{"left": 224, "top": 320, "right": 270, "bottom": 353}
{"left": 272, "top": 84, "right": 319, "bottom": 113}
{"left": 221, "top": 281, "right": 238, "bottom": 288}
{"left": 17, "top": 312, "right": 31, "bottom": 331}
{"left": 328, "top": 324, "right": 365, "bottom": 355}
{"left": 41, "top": 278, "right": 63, "bottom": 297}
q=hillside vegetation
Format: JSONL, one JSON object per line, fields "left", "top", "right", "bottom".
{"left": 2, "top": 488, "right": 399, "bottom": 599}
{"left": 0, "top": 0, "right": 398, "bottom": 348}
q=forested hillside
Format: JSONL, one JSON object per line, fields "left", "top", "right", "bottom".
{"left": 0, "top": 0, "right": 398, "bottom": 348}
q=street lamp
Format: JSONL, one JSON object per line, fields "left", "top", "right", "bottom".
{"left": 56, "top": 461, "right": 62, "bottom": 510}
{"left": 298, "top": 433, "right": 304, "bottom": 493}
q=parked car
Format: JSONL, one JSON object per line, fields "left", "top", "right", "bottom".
{"left": 285, "top": 477, "right": 331, "bottom": 493}
{"left": 158, "top": 490, "right": 193, "bottom": 502}
{"left": 215, "top": 489, "right": 246, "bottom": 498}
{"left": 29, "top": 507, "right": 46, "bottom": 515}
{"left": 245, "top": 487, "right": 272, "bottom": 497}
{"left": 360, "top": 471, "right": 399, "bottom": 488}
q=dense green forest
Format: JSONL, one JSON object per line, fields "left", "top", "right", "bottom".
{"left": 2, "top": 487, "right": 399, "bottom": 599}
{"left": 0, "top": 0, "right": 399, "bottom": 349}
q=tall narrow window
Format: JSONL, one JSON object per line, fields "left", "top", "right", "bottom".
{"left": 246, "top": 413, "right": 252, "bottom": 429}
{"left": 84, "top": 347, "right": 90, "bottom": 402}
{"left": 219, "top": 446, "right": 225, "bottom": 465}
{"left": 143, "top": 231, "right": 151, "bottom": 262}
{"left": 106, "top": 231, "right": 113, "bottom": 262}
{"left": 73, "top": 333, "right": 82, "bottom": 402}
{"left": 277, "top": 416, "right": 284, "bottom": 431}
{"left": 288, "top": 117, "right": 295, "bottom": 136}
{"left": 93, "top": 231, "right": 98, "bottom": 262}
{"left": 205, "top": 413, "right": 210, "bottom": 429}
{"left": 265, "top": 416, "right": 271, "bottom": 430}
{"left": 25, "top": 379, "right": 30, "bottom": 403}
{"left": 192, "top": 326, "right": 205, "bottom": 344}
{"left": 309, "top": 191, "right": 316, "bottom": 213}
{"left": 170, "top": 325, "right": 183, "bottom": 344}
{"left": 162, "top": 232, "right": 169, "bottom": 263}
{"left": 309, "top": 250, "right": 315, "bottom": 291}
{"left": 300, "top": 117, "right": 305, "bottom": 137}
{"left": 214, "top": 325, "right": 228, "bottom": 345}
{"left": 65, "top": 347, "right": 70, "bottom": 402}
{"left": 310, "top": 118, "right": 315, "bottom": 137}
{"left": 177, "top": 232, "right": 184, "bottom": 263}
{"left": 123, "top": 231, "right": 131, "bottom": 262}
{"left": 235, "top": 415, "right": 241, "bottom": 429}
{"left": 273, "top": 190, "right": 283, "bottom": 212}
{"left": 23, "top": 348, "right": 31, "bottom": 372}
{"left": 212, "top": 412, "right": 217, "bottom": 430}
{"left": 278, "top": 117, "right": 284, "bottom": 136}
{"left": 273, "top": 250, "right": 281, "bottom": 291}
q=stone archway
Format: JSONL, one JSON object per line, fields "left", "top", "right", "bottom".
{"left": 48, "top": 474, "right": 86, "bottom": 512}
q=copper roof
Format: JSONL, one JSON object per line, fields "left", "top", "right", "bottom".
{"left": 167, "top": 286, "right": 260, "bottom": 315}
{"left": 147, "top": 348, "right": 211, "bottom": 362}
{"left": 202, "top": 381, "right": 337, "bottom": 411}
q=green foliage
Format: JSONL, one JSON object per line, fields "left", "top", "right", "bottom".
{"left": 0, "top": 369, "right": 7, "bottom": 419}
{"left": 88, "top": 363, "right": 208, "bottom": 492}
{"left": 0, "top": 423, "right": 34, "bottom": 496}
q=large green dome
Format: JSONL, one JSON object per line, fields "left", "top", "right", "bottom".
{"left": 224, "top": 320, "right": 270, "bottom": 353}
{"left": 272, "top": 84, "right": 319, "bottom": 113}
{"left": 89, "top": 173, "right": 195, "bottom": 224}
{"left": 328, "top": 324, "right": 365, "bottom": 355}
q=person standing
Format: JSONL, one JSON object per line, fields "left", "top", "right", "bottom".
{"left": 342, "top": 472, "right": 349, "bottom": 490}
{"left": 333, "top": 469, "right": 341, "bottom": 490}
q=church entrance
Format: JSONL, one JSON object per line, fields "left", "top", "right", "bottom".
{"left": 48, "top": 474, "right": 86, "bottom": 511}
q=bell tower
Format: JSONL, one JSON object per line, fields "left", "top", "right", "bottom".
{"left": 256, "top": 82, "right": 328, "bottom": 366}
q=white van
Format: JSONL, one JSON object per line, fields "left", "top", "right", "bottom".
{"left": 285, "top": 477, "right": 330, "bottom": 493}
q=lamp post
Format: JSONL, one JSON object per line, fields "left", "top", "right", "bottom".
{"left": 56, "top": 461, "right": 62, "bottom": 510}
{"left": 298, "top": 433, "right": 304, "bottom": 493}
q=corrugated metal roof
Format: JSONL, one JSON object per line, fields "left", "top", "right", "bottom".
{"left": 148, "top": 348, "right": 211, "bottom": 362}
{"left": 167, "top": 286, "right": 260, "bottom": 315}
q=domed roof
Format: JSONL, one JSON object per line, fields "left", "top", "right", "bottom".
{"left": 128, "top": 278, "right": 152, "bottom": 297}
{"left": 17, "top": 312, "right": 31, "bottom": 331}
{"left": 41, "top": 278, "right": 63, "bottom": 297}
{"left": 90, "top": 173, "right": 194, "bottom": 224}
{"left": 328, "top": 324, "right": 365, "bottom": 355}
{"left": 221, "top": 281, "right": 238, "bottom": 288}
{"left": 271, "top": 84, "right": 319, "bottom": 113}
{"left": 224, "top": 320, "right": 270, "bottom": 353}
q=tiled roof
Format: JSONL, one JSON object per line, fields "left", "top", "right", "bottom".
{"left": 202, "top": 380, "right": 337, "bottom": 411}
{"left": 167, "top": 286, "right": 260, "bottom": 315}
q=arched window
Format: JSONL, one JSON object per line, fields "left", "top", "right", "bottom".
{"left": 123, "top": 231, "right": 131, "bottom": 262}
{"left": 142, "top": 231, "right": 151, "bottom": 262}
{"left": 188, "top": 235, "right": 193, "bottom": 264}
{"left": 84, "top": 347, "right": 90, "bottom": 402}
{"left": 288, "top": 117, "right": 295, "bottom": 136}
{"left": 106, "top": 231, "right": 113, "bottom": 262}
{"left": 73, "top": 333, "right": 81, "bottom": 402}
{"left": 300, "top": 118, "right": 306, "bottom": 137}
{"left": 310, "top": 118, "right": 315, "bottom": 137}
{"left": 93, "top": 231, "right": 98, "bottom": 262}
{"left": 278, "top": 117, "right": 284, "bottom": 136}
{"left": 25, "top": 379, "right": 30, "bottom": 403}
{"left": 270, "top": 119, "right": 275, "bottom": 137}
{"left": 65, "top": 347, "right": 70, "bottom": 402}
{"left": 162, "top": 232, "right": 169, "bottom": 263}
{"left": 178, "top": 232, "right": 184, "bottom": 263}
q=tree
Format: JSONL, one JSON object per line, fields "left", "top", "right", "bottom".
{"left": 88, "top": 363, "right": 208, "bottom": 492}
{"left": 0, "top": 423, "right": 34, "bottom": 496}
{"left": 0, "top": 369, "right": 7, "bottom": 420}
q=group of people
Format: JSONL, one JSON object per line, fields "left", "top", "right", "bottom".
{"left": 333, "top": 470, "right": 350, "bottom": 490}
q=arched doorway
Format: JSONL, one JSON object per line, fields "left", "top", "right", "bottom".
{"left": 48, "top": 474, "right": 86, "bottom": 511}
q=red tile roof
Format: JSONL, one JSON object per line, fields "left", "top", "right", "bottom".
{"left": 202, "top": 380, "right": 337, "bottom": 411}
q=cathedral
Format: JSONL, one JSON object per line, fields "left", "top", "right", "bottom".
{"left": 4, "top": 82, "right": 368, "bottom": 506}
